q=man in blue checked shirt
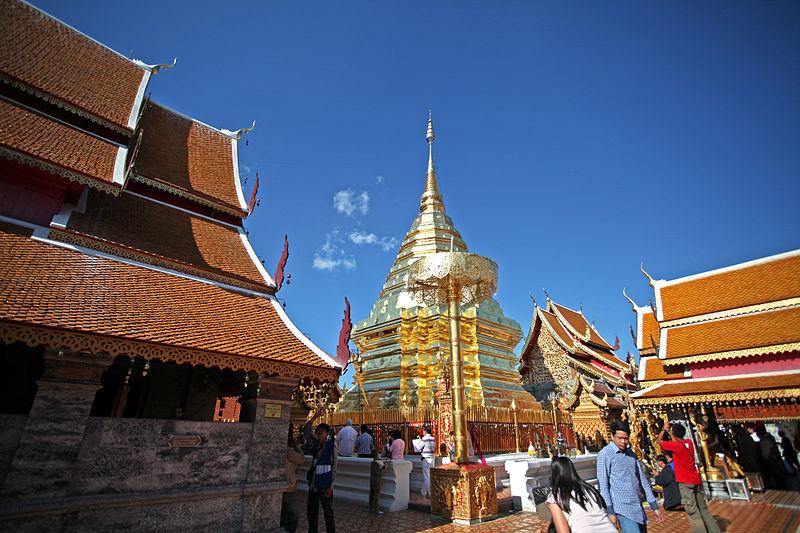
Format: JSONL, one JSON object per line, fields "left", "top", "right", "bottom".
{"left": 597, "top": 421, "right": 664, "bottom": 532}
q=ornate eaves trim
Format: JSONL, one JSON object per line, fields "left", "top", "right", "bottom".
{"left": 662, "top": 342, "right": 800, "bottom": 366}
{"left": 632, "top": 388, "right": 800, "bottom": 406}
{"left": 129, "top": 172, "right": 246, "bottom": 219}
{"left": 0, "top": 321, "right": 339, "bottom": 383}
{"left": 660, "top": 298, "right": 800, "bottom": 328}
{"left": 0, "top": 73, "right": 133, "bottom": 137}
{"left": 0, "top": 146, "right": 121, "bottom": 195}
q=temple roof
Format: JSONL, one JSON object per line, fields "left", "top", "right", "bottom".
{"left": 657, "top": 250, "right": 800, "bottom": 323}
{"left": 0, "top": 0, "right": 150, "bottom": 134}
{"left": 662, "top": 306, "right": 800, "bottom": 364}
{"left": 57, "top": 189, "right": 273, "bottom": 292}
{"left": 0, "top": 99, "right": 126, "bottom": 193}
{"left": 521, "top": 302, "right": 630, "bottom": 386}
{"left": 637, "top": 356, "right": 685, "bottom": 383}
{"left": 549, "top": 301, "right": 615, "bottom": 350}
{"left": 131, "top": 103, "right": 249, "bottom": 217}
{"left": 0, "top": 220, "right": 338, "bottom": 380}
{"left": 631, "top": 370, "right": 800, "bottom": 405}
{"left": 636, "top": 308, "right": 660, "bottom": 356}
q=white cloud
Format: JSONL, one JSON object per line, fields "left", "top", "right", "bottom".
{"left": 348, "top": 231, "right": 399, "bottom": 252}
{"left": 312, "top": 231, "right": 357, "bottom": 271}
{"left": 376, "top": 175, "right": 384, "bottom": 184}
{"left": 333, "top": 190, "right": 369, "bottom": 216}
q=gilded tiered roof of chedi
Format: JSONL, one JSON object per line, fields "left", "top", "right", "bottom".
{"left": 340, "top": 116, "right": 537, "bottom": 411}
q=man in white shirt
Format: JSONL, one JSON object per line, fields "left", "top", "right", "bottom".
{"left": 416, "top": 427, "right": 437, "bottom": 498}
{"left": 335, "top": 419, "right": 358, "bottom": 457}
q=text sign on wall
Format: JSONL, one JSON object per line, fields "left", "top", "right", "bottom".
{"left": 264, "top": 403, "right": 283, "bottom": 418}
{"left": 168, "top": 434, "right": 202, "bottom": 448}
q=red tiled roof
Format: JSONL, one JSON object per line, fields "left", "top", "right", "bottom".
{"left": 539, "top": 309, "right": 589, "bottom": 356}
{"left": 0, "top": 221, "right": 335, "bottom": 371}
{"left": 0, "top": 99, "right": 121, "bottom": 188}
{"left": 551, "top": 302, "right": 614, "bottom": 350}
{"left": 660, "top": 253, "right": 800, "bottom": 321}
{"left": 62, "top": 190, "right": 270, "bottom": 291}
{"left": 0, "top": 0, "right": 148, "bottom": 132}
{"left": 634, "top": 372, "right": 800, "bottom": 399}
{"left": 133, "top": 103, "right": 246, "bottom": 215}
{"left": 665, "top": 306, "right": 800, "bottom": 360}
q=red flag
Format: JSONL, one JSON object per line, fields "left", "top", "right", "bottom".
{"left": 273, "top": 235, "right": 289, "bottom": 292}
{"left": 336, "top": 297, "right": 352, "bottom": 367}
{"left": 613, "top": 335, "right": 620, "bottom": 351}
{"left": 247, "top": 172, "right": 259, "bottom": 214}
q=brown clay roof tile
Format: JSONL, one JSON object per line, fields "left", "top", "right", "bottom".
{"left": 64, "top": 190, "right": 269, "bottom": 290}
{"left": 660, "top": 253, "right": 800, "bottom": 321}
{"left": 133, "top": 103, "right": 246, "bottom": 214}
{"left": 665, "top": 306, "right": 800, "bottom": 360}
{"left": 0, "top": 222, "right": 334, "bottom": 370}
{"left": 0, "top": 99, "right": 120, "bottom": 186}
{"left": 0, "top": 0, "right": 147, "bottom": 131}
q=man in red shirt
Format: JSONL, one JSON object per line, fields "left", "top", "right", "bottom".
{"left": 658, "top": 424, "right": 720, "bottom": 533}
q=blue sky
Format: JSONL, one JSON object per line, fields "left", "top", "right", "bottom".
{"left": 36, "top": 1, "right": 799, "bottom": 382}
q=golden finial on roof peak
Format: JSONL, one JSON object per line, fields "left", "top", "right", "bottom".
{"left": 420, "top": 110, "right": 444, "bottom": 213}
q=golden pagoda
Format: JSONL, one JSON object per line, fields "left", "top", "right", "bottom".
{"left": 338, "top": 115, "right": 537, "bottom": 411}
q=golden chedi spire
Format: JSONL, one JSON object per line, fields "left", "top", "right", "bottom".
{"left": 420, "top": 111, "right": 445, "bottom": 213}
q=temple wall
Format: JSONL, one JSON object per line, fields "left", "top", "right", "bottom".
{"left": 0, "top": 369, "right": 294, "bottom": 533}
{"left": 0, "top": 414, "right": 26, "bottom": 488}
{"left": 72, "top": 418, "right": 252, "bottom": 494}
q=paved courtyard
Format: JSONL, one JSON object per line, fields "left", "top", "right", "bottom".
{"left": 297, "top": 492, "right": 800, "bottom": 533}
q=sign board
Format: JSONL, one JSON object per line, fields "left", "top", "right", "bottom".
{"left": 264, "top": 403, "right": 283, "bottom": 418}
{"left": 168, "top": 435, "right": 202, "bottom": 448}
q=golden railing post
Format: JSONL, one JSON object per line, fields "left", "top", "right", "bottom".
{"left": 511, "top": 397, "right": 520, "bottom": 454}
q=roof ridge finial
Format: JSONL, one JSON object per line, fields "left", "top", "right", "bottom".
{"left": 420, "top": 110, "right": 444, "bottom": 213}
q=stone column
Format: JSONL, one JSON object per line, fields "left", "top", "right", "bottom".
{"left": 241, "top": 374, "right": 299, "bottom": 533}
{"left": 1, "top": 350, "right": 109, "bottom": 501}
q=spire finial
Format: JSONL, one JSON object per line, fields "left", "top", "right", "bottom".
{"left": 420, "top": 111, "right": 444, "bottom": 213}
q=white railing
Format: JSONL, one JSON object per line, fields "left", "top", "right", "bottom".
{"left": 298, "top": 456, "right": 413, "bottom": 512}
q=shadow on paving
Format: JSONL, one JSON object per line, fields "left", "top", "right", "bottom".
{"left": 297, "top": 492, "right": 800, "bottom": 533}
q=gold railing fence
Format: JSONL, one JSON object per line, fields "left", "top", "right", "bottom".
{"left": 320, "top": 406, "right": 575, "bottom": 455}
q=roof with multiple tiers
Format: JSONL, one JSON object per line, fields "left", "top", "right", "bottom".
{"left": 0, "top": 1, "right": 338, "bottom": 380}
{"left": 521, "top": 297, "right": 632, "bottom": 387}
{"left": 0, "top": 0, "right": 149, "bottom": 134}
{"left": 631, "top": 250, "right": 800, "bottom": 368}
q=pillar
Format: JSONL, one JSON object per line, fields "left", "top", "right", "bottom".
{"left": 1, "top": 350, "right": 108, "bottom": 500}
{"left": 241, "top": 374, "right": 299, "bottom": 533}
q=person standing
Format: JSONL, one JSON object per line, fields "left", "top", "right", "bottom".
{"left": 596, "top": 421, "right": 663, "bottom": 533}
{"left": 368, "top": 449, "right": 388, "bottom": 515}
{"left": 307, "top": 424, "right": 336, "bottom": 533}
{"left": 732, "top": 424, "right": 762, "bottom": 474}
{"left": 757, "top": 425, "right": 786, "bottom": 489}
{"left": 280, "top": 430, "right": 306, "bottom": 533}
{"left": 355, "top": 424, "right": 374, "bottom": 458}
{"left": 547, "top": 456, "right": 617, "bottom": 533}
{"left": 384, "top": 430, "right": 405, "bottom": 460}
{"left": 658, "top": 424, "right": 720, "bottom": 533}
{"left": 335, "top": 419, "right": 358, "bottom": 457}
{"left": 417, "top": 426, "right": 436, "bottom": 498}
{"left": 779, "top": 430, "right": 800, "bottom": 472}
{"left": 654, "top": 454, "right": 681, "bottom": 511}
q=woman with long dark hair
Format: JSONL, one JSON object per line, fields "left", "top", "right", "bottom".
{"left": 546, "top": 456, "right": 616, "bottom": 533}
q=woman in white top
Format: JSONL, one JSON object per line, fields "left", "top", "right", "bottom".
{"left": 546, "top": 456, "right": 616, "bottom": 533}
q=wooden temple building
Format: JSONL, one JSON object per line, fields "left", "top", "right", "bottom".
{"left": 628, "top": 250, "right": 800, "bottom": 477}
{"left": 520, "top": 295, "right": 636, "bottom": 439}
{"left": 0, "top": 1, "right": 339, "bottom": 531}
